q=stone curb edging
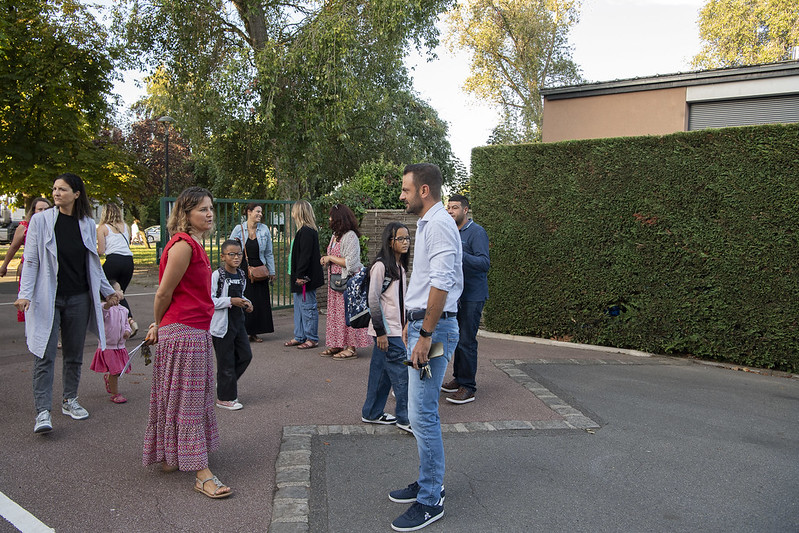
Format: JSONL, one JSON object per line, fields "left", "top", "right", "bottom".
{"left": 267, "top": 359, "right": 601, "bottom": 532}
{"left": 477, "top": 329, "right": 799, "bottom": 380}
{"left": 477, "top": 329, "right": 653, "bottom": 358}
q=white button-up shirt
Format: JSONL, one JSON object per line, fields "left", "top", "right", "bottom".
{"left": 405, "top": 202, "right": 463, "bottom": 314}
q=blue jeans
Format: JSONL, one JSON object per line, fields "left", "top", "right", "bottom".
{"left": 292, "top": 290, "right": 319, "bottom": 343}
{"left": 407, "top": 317, "right": 459, "bottom": 506}
{"left": 362, "top": 336, "right": 409, "bottom": 425}
{"left": 452, "top": 300, "right": 485, "bottom": 393}
{"left": 33, "top": 292, "right": 91, "bottom": 413}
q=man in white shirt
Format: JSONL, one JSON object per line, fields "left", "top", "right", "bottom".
{"left": 388, "top": 163, "right": 463, "bottom": 532}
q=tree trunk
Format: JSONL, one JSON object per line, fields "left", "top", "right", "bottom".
{"left": 231, "top": 0, "right": 268, "bottom": 50}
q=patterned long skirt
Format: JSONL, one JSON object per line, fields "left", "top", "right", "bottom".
{"left": 142, "top": 323, "right": 219, "bottom": 471}
{"left": 325, "top": 285, "right": 372, "bottom": 349}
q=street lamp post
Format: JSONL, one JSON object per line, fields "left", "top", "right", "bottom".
{"left": 158, "top": 116, "right": 175, "bottom": 198}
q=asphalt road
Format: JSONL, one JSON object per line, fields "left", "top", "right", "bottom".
{"left": 1, "top": 277, "right": 797, "bottom": 532}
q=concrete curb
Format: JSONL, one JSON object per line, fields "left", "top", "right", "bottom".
{"left": 478, "top": 329, "right": 799, "bottom": 380}
{"left": 477, "top": 329, "right": 653, "bottom": 358}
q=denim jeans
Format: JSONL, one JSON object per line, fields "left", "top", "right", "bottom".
{"left": 362, "top": 336, "right": 409, "bottom": 425}
{"left": 33, "top": 292, "right": 91, "bottom": 413}
{"left": 452, "top": 300, "right": 485, "bottom": 393}
{"left": 292, "top": 290, "right": 319, "bottom": 343}
{"left": 407, "top": 316, "right": 459, "bottom": 506}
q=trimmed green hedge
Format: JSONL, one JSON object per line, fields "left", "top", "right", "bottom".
{"left": 472, "top": 124, "right": 799, "bottom": 372}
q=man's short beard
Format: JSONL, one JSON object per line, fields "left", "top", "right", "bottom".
{"left": 405, "top": 199, "right": 421, "bottom": 215}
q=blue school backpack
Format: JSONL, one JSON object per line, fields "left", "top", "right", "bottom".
{"left": 344, "top": 266, "right": 391, "bottom": 328}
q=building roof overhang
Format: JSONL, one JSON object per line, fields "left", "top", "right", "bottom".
{"left": 541, "top": 60, "right": 799, "bottom": 100}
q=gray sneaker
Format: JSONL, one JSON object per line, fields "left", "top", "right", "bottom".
{"left": 62, "top": 398, "right": 89, "bottom": 420}
{"left": 34, "top": 410, "right": 52, "bottom": 433}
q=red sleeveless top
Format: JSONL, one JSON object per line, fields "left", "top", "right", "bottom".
{"left": 159, "top": 233, "right": 213, "bottom": 330}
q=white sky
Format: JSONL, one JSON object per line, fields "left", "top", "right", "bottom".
{"left": 110, "top": 0, "right": 707, "bottom": 171}
{"left": 405, "top": 0, "right": 706, "bottom": 168}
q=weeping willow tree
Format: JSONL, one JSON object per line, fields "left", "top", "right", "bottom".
{"left": 113, "top": 0, "right": 460, "bottom": 199}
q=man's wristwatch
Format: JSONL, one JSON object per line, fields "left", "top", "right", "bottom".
{"left": 419, "top": 328, "right": 433, "bottom": 338}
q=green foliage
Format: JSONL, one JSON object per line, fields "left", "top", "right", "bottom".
{"left": 313, "top": 158, "right": 406, "bottom": 261}
{"left": 472, "top": 124, "right": 799, "bottom": 372}
{"left": 0, "top": 0, "right": 140, "bottom": 200}
{"left": 113, "top": 0, "right": 460, "bottom": 199}
{"left": 693, "top": 0, "right": 799, "bottom": 68}
{"left": 446, "top": 0, "right": 583, "bottom": 142}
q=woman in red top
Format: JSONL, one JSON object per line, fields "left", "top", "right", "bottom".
{"left": 142, "top": 187, "right": 232, "bottom": 499}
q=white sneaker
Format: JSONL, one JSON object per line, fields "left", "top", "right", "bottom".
{"left": 396, "top": 422, "right": 413, "bottom": 434}
{"left": 362, "top": 413, "right": 397, "bottom": 425}
{"left": 34, "top": 410, "right": 52, "bottom": 433}
{"left": 216, "top": 400, "right": 243, "bottom": 410}
{"left": 61, "top": 398, "right": 89, "bottom": 420}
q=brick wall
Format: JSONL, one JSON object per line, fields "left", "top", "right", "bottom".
{"left": 360, "top": 209, "right": 419, "bottom": 266}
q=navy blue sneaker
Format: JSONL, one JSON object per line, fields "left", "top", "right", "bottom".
{"left": 391, "top": 501, "right": 444, "bottom": 531}
{"left": 388, "top": 481, "right": 445, "bottom": 504}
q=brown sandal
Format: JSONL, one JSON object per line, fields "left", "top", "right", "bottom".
{"left": 284, "top": 339, "right": 303, "bottom": 347}
{"left": 320, "top": 347, "right": 342, "bottom": 357}
{"left": 297, "top": 340, "right": 318, "bottom": 349}
{"left": 333, "top": 348, "right": 358, "bottom": 360}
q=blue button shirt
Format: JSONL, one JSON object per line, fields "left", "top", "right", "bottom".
{"left": 405, "top": 202, "right": 463, "bottom": 314}
{"left": 459, "top": 219, "right": 490, "bottom": 302}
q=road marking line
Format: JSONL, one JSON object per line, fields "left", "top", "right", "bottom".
{"left": 0, "top": 491, "right": 54, "bottom": 532}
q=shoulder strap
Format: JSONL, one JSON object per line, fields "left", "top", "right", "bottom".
{"left": 215, "top": 267, "right": 226, "bottom": 298}
{"left": 240, "top": 224, "right": 250, "bottom": 263}
{"left": 237, "top": 266, "right": 247, "bottom": 292}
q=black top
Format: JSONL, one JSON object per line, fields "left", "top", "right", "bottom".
{"left": 55, "top": 212, "right": 89, "bottom": 296}
{"left": 290, "top": 226, "right": 324, "bottom": 293}
{"left": 244, "top": 237, "right": 263, "bottom": 267}
{"left": 226, "top": 270, "right": 244, "bottom": 320}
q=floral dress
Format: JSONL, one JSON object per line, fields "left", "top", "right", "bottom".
{"left": 325, "top": 238, "right": 371, "bottom": 348}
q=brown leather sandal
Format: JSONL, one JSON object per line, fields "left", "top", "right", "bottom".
{"left": 333, "top": 348, "right": 358, "bottom": 360}
{"left": 297, "top": 340, "right": 318, "bottom": 349}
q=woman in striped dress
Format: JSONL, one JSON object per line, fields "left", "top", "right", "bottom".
{"left": 142, "top": 187, "right": 232, "bottom": 499}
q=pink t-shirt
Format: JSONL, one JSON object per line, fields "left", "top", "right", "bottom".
{"left": 103, "top": 305, "right": 131, "bottom": 349}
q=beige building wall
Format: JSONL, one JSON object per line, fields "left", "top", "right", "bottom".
{"left": 542, "top": 87, "right": 687, "bottom": 142}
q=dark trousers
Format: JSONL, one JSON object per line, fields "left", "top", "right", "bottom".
{"left": 102, "top": 254, "right": 134, "bottom": 318}
{"left": 33, "top": 292, "right": 91, "bottom": 413}
{"left": 452, "top": 299, "right": 485, "bottom": 393}
{"left": 212, "top": 313, "right": 252, "bottom": 401}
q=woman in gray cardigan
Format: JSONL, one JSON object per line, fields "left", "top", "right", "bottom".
{"left": 16, "top": 173, "right": 118, "bottom": 434}
{"left": 319, "top": 204, "right": 372, "bottom": 359}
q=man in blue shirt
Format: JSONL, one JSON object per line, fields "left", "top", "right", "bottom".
{"left": 389, "top": 163, "right": 462, "bottom": 532}
{"left": 442, "top": 194, "right": 490, "bottom": 404}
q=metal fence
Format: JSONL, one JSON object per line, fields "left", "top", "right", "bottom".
{"left": 158, "top": 197, "right": 296, "bottom": 310}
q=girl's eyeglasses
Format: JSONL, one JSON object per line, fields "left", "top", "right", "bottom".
{"left": 392, "top": 237, "right": 411, "bottom": 242}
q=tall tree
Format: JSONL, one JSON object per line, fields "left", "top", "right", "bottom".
{"left": 113, "top": 0, "right": 459, "bottom": 199}
{"left": 0, "top": 0, "right": 140, "bottom": 200}
{"left": 446, "top": 0, "right": 583, "bottom": 143}
{"left": 693, "top": 0, "right": 799, "bottom": 69}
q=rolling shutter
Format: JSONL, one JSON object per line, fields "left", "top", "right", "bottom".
{"left": 688, "top": 93, "right": 799, "bottom": 130}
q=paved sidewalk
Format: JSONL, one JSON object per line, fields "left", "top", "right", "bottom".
{"left": 1, "top": 280, "right": 797, "bottom": 532}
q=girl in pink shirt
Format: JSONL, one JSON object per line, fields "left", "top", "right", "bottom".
{"left": 90, "top": 283, "right": 130, "bottom": 403}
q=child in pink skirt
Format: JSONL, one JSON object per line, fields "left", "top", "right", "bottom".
{"left": 91, "top": 285, "right": 131, "bottom": 403}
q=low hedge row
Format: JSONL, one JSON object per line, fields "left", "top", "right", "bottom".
{"left": 472, "top": 124, "right": 799, "bottom": 372}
